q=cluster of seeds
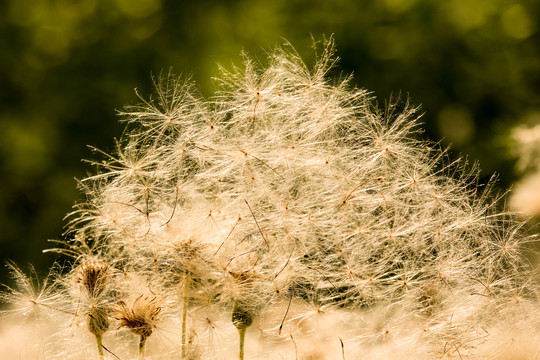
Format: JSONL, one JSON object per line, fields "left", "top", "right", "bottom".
{"left": 1, "top": 39, "right": 538, "bottom": 359}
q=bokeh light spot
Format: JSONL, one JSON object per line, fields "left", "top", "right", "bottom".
{"left": 501, "top": 5, "right": 534, "bottom": 39}
{"left": 8, "top": 0, "right": 47, "bottom": 27}
{"left": 437, "top": 104, "right": 475, "bottom": 146}
{"left": 368, "top": 27, "right": 409, "bottom": 60}
{"left": 383, "top": 0, "right": 418, "bottom": 13}
{"left": 1, "top": 119, "right": 56, "bottom": 178}
{"left": 443, "top": 0, "right": 494, "bottom": 33}
{"left": 127, "top": 13, "right": 163, "bottom": 40}
{"left": 114, "top": 0, "right": 162, "bottom": 19}
{"left": 27, "top": 27, "right": 70, "bottom": 68}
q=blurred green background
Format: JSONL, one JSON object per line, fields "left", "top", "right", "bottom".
{"left": 1, "top": 0, "right": 539, "bottom": 283}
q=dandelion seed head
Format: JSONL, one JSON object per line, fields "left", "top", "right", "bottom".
{"left": 3, "top": 37, "right": 540, "bottom": 359}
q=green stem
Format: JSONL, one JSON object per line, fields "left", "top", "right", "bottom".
{"left": 139, "top": 335, "right": 147, "bottom": 360}
{"left": 182, "top": 272, "right": 190, "bottom": 359}
{"left": 95, "top": 334, "right": 104, "bottom": 359}
{"left": 232, "top": 301, "right": 253, "bottom": 360}
{"left": 238, "top": 327, "right": 246, "bottom": 360}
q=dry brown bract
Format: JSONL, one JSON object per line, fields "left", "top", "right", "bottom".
{"left": 76, "top": 258, "right": 113, "bottom": 299}
{"left": 114, "top": 295, "right": 162, "bottom": 338}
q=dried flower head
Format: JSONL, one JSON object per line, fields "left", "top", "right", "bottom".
{"left": 114, "top": 295, "right": 162, "bottom": 339}
{"left": 75, "top": 258, "right": 113, "bottom": 299}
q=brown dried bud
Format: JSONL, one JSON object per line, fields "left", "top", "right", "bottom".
{"left": 87, "top": 306, "right": 110, "bottom": 336}
{"left": 232, "top": 301, "right": 253, "bottom": 330}
{"left": 76, "top": 259, "right": 113, "bottom": 299}
{"left": 114, "top": 296, "right": 162, "bottom": 338}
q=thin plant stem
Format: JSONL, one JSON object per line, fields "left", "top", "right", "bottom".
{"left": 139, "top": 335, "right": 147, "bottom": 360}
{"left": 232, "top": 301, "right": 253, "bottom": 360}
{"left": 182, "top": 272, "right": 190, "bottom": 359}
{"left": 290, "top": 334, "right": 298, "bottom": 360}
{"left": 95, "top": 334, "right": 104, "bottom": 359}
{"left": 238, "top": 327, "right": 247, "bottom": 360}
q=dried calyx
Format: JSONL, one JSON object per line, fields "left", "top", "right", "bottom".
{"left": 76, "top": 258, "right": 113, "bottom": 299}
{"left": 114, "top": 295, "right": 162, "bottom": 359}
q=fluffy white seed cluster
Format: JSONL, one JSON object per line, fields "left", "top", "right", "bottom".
{"left": 1, "top": 39, "right": 538, "bottom": 359}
